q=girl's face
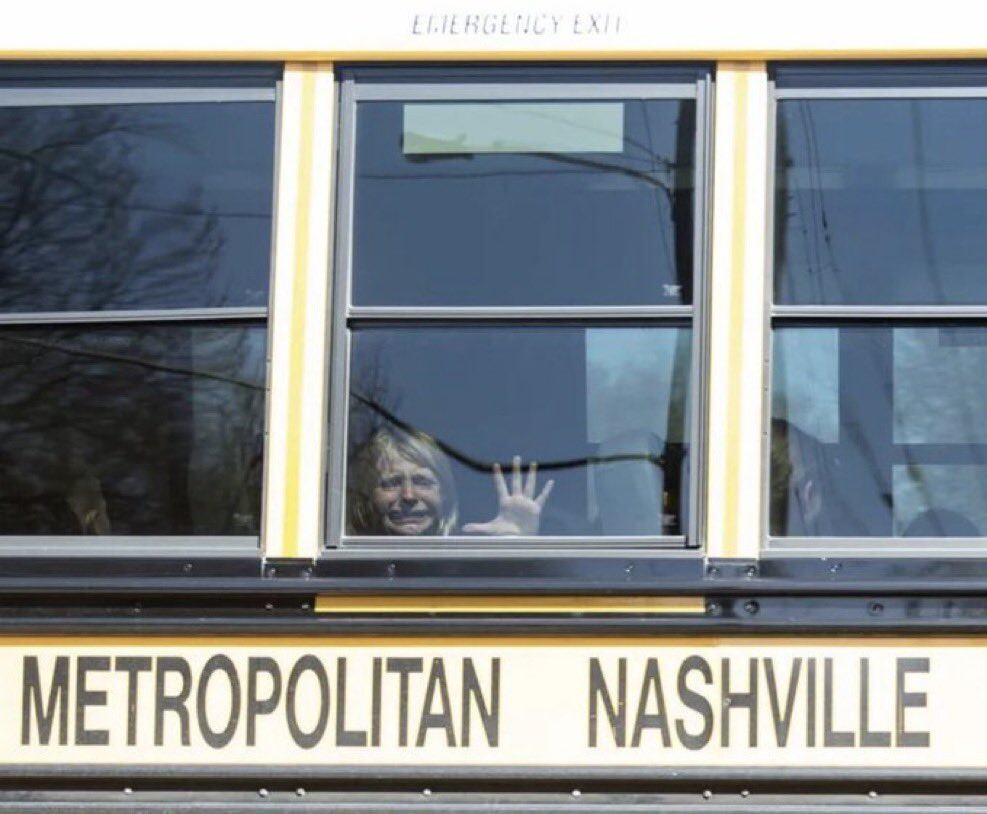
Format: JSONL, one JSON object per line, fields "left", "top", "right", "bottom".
{"left": 372, "top": 452, "right": 443, "bottom": 535}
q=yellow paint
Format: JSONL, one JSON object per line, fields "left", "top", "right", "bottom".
{"left": 4, "top": 50, "right": 987, "bottom": 61}
{"left": 0, "top": 634, "right": 984, "bottom": 647}
{"left": 720, "top": 64, "right": 754, "bottom": 559}
{"left": 314, "top": 595, "right": 706, "bottom": 614}
{"left": 280, "top": 65, "right": 318, "bottom": 559}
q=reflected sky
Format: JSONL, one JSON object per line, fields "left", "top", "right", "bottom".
{"left": 776, "top": 98, "right": 987, "bottom": 305}
{"left": 353, "top": 99, "right": 696, "bottom": 307}
{"left": 0, "top": 102, "right": 275, "bottom": 312}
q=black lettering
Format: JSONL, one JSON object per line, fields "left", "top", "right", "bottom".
{"left": 75, "top": 656, "right": 110, "bottom": 745}
{"left": 896, "top": 657, "right": 930, "bottom": 747}
{"left": 196, "top": 654, "right": 240, "bottom": 748}
{"left": 246, "top": 657, "right": 281, "bottom": 747}
{"left": 462, "top": 657, "right": 499, "bottom": 747}
{"left": 675, "top": 656, "right": 713, "bottom": 751}
{"left": 21, "top": 656, "right": 69, "bottom": 745}
{"left": 722, "top": 657, "right": 758, "bottom": 747}
{"left": 154, "top": 657, "right": 191, "bottom": 746}
{"left": 336, "top": 658, "right": 367, "bottom": 746}
{"left": 416, "top": 658, "right": 455, "bottom": 747}
{"left": 631, "top": 658, "right": 671, "bottom": 747}
{"left": 859, "top": 658, "right": 891, "bottom": 747}
{"left": 115, "top": 657, "right": 152, "bottom": 746}
{"left": 823, "top": 658, "right": 854, "bottom": 747}
{"left": 285, "top": 655, "right": 329, "bottom": 749}
{"left": 764, "top": 657, "right": 801, "bottom": 747}
{"left": 387, "top": 658, "right": 423, "bottom": 747}
{"left": 806, "top": 658, "right": 817, "bottom": 746}
{"left": 371, "top": 657, "right": 382, "bottom": 746}
{"left": 588, "top": 657, "right": 625, "bottom": 747}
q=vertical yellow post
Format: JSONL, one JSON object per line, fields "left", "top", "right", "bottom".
{"left": 262, "top": 63, "right": 336, "bottom": 560}
{"left": 705, "top": 62, "right": 770, "bottom": 559}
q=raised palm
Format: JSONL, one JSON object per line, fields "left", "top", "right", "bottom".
{"left": 463, "top": 456, "right": 554, "bottom": 536}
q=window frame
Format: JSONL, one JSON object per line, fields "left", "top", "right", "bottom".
{"left": 763, "top": 64, "right": 987, "bottom": 556}
{"left": 325, "top": 65, "right": 713, "bottom": 554}
{"left": 0, "top": 65, "right": 282, "bottom": 557}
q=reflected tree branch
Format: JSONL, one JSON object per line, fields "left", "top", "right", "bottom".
{"left": 350, "top": 390, "right": 665, "bottom": 473}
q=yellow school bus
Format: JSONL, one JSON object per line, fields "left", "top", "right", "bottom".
{"left": 2, "top": 2, "right": 987, "bottom": 811}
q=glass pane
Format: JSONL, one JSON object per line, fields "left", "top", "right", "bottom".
{"left": 352, "top": 98, "right": 696, "bottom": 307}
{"left": 346, "top": 326, "right": 691, "bottom": 537}
{"left": 0, "top": 102, "right": 275, "bottom": 311}
{"left": 775, "top": 98, "right": 987, "bottom": 305}
{"left": 771, "top": 323, "right": 987, "bottom": 538}
{"left": 0, "top": 324, "right": 266, "bottom": 535}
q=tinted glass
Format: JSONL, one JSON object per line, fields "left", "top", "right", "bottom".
{"left": 771, "top": 324, "right": 987, "bottom": 537}
{"left": 352, "top": 99, "right": 696, "bottom": 307}
{"left": 775, "top": 99, "right": 987, "bottom": 305}
{"left": 0, "top": 103, "right": 275, "bottom": 312}
{"left": 0, "top": 324, "right": 266, "bottom": 535}
{"left": 345, "top": 326, "right": 691, "bottom": 538}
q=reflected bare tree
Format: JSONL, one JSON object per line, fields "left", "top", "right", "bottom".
{"left": 0, "top": 105, "right": 264, "bottom": 535}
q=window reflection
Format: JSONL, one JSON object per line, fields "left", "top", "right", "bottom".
{"left": 776, "top": 99, "right": 987, "bottom": 305}
{"left": 346, "top": 326, "right": 691, "bottom": 537}
{"left": 771, "top": 324, "right": 987, "bottom": 538}
{"left": 353, "top": 99, "right": 695, "bottom": 307}
{"left": 0, "top": 103, "right": 274, "bottom": 312}
{"left": 0, "top": 324, "right": 266, "bottom": 535}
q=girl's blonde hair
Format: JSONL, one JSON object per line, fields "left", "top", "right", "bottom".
{"left": 347, "top": 426, "right": 459, "bottom": 536}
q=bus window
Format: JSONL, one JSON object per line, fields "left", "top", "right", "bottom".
{"left": 769, "top": 64, "right": 987, "bottom": 547}
{"left": 0, "top": 65, "right": 278, "bottom": 548}
{"left": 327, "top": 66, "right": 710, "bottom": 546}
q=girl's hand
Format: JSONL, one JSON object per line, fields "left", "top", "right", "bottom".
{"left": 463, "top": 456, "right": 554, "bottom": 536}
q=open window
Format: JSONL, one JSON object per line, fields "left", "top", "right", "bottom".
{"left": 327, "top": 66, "right": 711, "bottom": 550}
{"left": 0, "top": 64, "right": 279, "bottom": 555}
{"left": 768, "top": 64, "right": 987, "bottom": 552}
